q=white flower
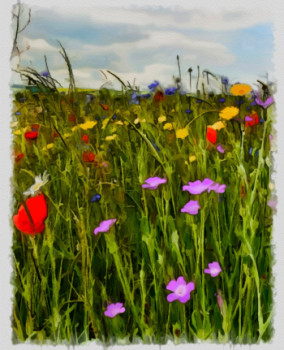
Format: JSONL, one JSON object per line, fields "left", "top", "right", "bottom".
{"left": 23, "top": 171, "right": 49, "bottom": 196}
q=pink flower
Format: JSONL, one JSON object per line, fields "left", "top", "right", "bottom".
{"left": 94, "top": 219, "right": 117, "bottom": 235}
{"left": 182, "top": 178, "right": 214, "bottom": 195}
{"left": 142, "top": 176, "right": 167, "bottom": 190}
{"left": 104, "top": 302, "right": 125, "bottom": 318}
{"left": 208, "top": 183, "right": 227, "bottom": 193}
{"left": 166, "top": 276, "right": 195, "bottom": 303}
{"left": 267, "top": 199, "right": 277, "bottom": 210}
{"left": 255, "top": 95, "right": 274, "bottom": 109}
{"left": 181, "top": 200, "right": 200, "bottom": 215}
{"left": 217, "top": 144, "right": 225, "bottom": 153}
{"left": 204, "top": 262, "right": 222, "bottom": 277}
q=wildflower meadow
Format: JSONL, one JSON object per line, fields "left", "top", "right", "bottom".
{"left": 10, "top": 48, "right": 276, "bottom": 345}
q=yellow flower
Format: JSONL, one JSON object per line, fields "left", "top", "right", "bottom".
{"left": 176, "top": 128, "right": 189, "bottom": 139}
{"left": 105, "top": 134, "right": 117, "bottom": 141}
{"left": 78, "top": 120, "right": 97, "bottom": 130}
{"left": 189, "top": 155, "right": 196, "bottom": 163}
{"left": 211, "top": 121, "right": 225, "bottom": 130}
{"left": 134, "top": 118, "right": 146, "bottom": 124}
{"left": 63, "top": 133, "right": 72, "bottom": 138}
{"left": 219, "top": 107, "right": 239, "bottom": 120}
{"left": 114, "top": 121, "right": 124, "bottom": 126}
{"left": 42, "top": 143, "right": 54, "bottom": 151}
{"left": 163, "top": 123, "right": 173, "bottom": 131}
{"left": 230, "top": 84, "right": 251, "bottom": 96}
{"left": 158, "top": 115, "right": 167, "bottom": 123}
{"left": 124, "top": 121, "right": 129, "bottom": 126}
{"left": 13, "top": 129, "right": 22, "bottom": 135}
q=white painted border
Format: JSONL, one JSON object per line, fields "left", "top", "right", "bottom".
{"left": 1, "top": 1, "right": 284, "bottom": 349}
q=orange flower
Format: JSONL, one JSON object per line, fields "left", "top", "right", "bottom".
{"left": 230, "top": 84, "right": 251, "bottom": 96}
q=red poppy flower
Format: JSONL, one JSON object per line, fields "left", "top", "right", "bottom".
{"left": 245, "top": 112, "right": 259, "bottom": 127}
{"left": 31, "top": 124, "right": 39, "bottom": 131}
{"left": 100, "top": 103, "right": 109, "bottom": 111}
{"left": 25, "top": 131, "right": 38, "bottom": 140}
{"left": 207, "top": 127, "right": 217, "bottom": 144}
{"left": 15, "top": 152, "right": 24, "bottom": 163}
{"left": 52, "top": 131, "right": 59, "bottom": 138}
{"left": 13, "top": 194, "right": 48, "bottom": 235}
{"left": 69, "top": 114, "right": 76, "bottom": 122}
{"left": 82, "top": 150, "right": 95, "bottom": 162}
{"left": 154, "top": 91, "right": 165, "bottom": 102}
{"left": 82, "top": 134, "right": 89, "bottom": 144}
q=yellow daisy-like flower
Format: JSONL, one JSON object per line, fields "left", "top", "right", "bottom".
{"left": 230, "top": 84, "right": 251, "bottom": 96}
{"left": 72, "top": 126, "right": 78, "bottom": 132}
{"left": 13, "top": 129, "right": 22, "bottom": 135}
{"left": 63, "top": 133, "right": 72, "bottom": 138}
{"left": 219, "top": 107, "right": 239, "bottom": 120}
{"left": 124, "top": 121, "right": 129, "bottom": 126}
{"left": 158, "top": 115, "right": 167, "bottom": 123}
{"left": 163, "top": 123, "right": 173, "bottom": 131}
{"left": 105, "top": 134, "right": 117, "bottom": 141}
{"left": 189, "top": 155, "right": 197, "bottom": 163}
{"left": 79, "top": 120, "right": 97, "bottom": 130}
{"left": 42, "top": 143, "right": 54, "bottom": 151}
{"left": 211, "top": 121, "right": 226, "bottom": 130}
{"left": 176, "top": 128, "right": 189, "bottom": 139}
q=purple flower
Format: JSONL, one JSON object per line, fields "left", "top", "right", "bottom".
{"left": 181, "top": 200, "right": 200, "bottom": 215}
{"left": 204, "top": 262, "right": 222, "bottom": 277}
{"left": 142, "top": 177, "right": 167, "bottom": 190}
{"left": 219, "top": 98, "right": 226, "bottom": 103}
{"left": 104, "top": 303, "right": 125, "bottom": 318}
{"left": 94, "top": 219, "right": 117, "bottom": 235}
{"left": 208, "top": 183, "right": 227, "bottom": 193}
{"left": 267, "top": 199, "right": 277, "bottom": 210}
{"left": 182, "top": 178, "right": 214, "bottom": 195}
{"left": 166, "top": 277, "right": 195, "bottom": 303}
{"left": 217, "top": 144, "right": 225, "bottom": 153}
{"left": 255, "top": 95, "right": 274, "bottom": 109}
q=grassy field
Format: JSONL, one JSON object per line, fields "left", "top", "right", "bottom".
{"left": 10, "top": 63, "right": 275, "bottom": 345}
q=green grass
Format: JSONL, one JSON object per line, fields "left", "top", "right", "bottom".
{"left": 11, "top": 79, "right": 274, "bottom": 345}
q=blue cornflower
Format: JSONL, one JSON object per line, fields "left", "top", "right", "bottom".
{"left": 196, "top": 99, "right": 202, "bottom": 103}
{"left": 260, "top": 118, "right": 264, "bottom": 123}
{"left": 235, "top": 99, "right": 245, "bottom": 106}
{"left": 219, "top": 98, "right": 226, "bottom": 103}
{"left": 130, "top": 93, "right": 140, "bottom": 105}
{"left": 112, "top": 114, "right": 117, "bottom": 120}
{"left": 41, "top": 71, "right": 50, "bottom": 77}
{"left": 95, "top": 116, "right": 101, "bottom": 121}
{"left": 249, "top": 147, "right": 253, "bottom": 155}
{"left": 141, "top": 93, "right": 151, "bottom": 99}
{"left": 185, "top": 109, "right": 191, "bottom": 114}
{"left": 102, "top": 115, "right": 106, "bottom": 119}
{"left": 221, "top": 76, "right": 229, "bottom": 86}
{"left": 250, "top": 101, "right": 257, "bottom": 106}
{"left": 148, "top": 80, "right": 159, "bottom": 91}
{"left": 165, "top": 87, "right": 177, "bottom": 95}
{"left": 91, "top": 194, "right": 101, "bottom": 203}
{"left": 15, "top": 112, "right": 21, "bottom": 115}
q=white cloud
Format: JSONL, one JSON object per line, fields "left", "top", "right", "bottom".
{"left": 50, "top": 5, "right": 273, "bottom": 31}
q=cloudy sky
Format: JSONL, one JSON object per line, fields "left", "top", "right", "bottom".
{"left": 11, "top": 2, "right": 275, "bottom": 91}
